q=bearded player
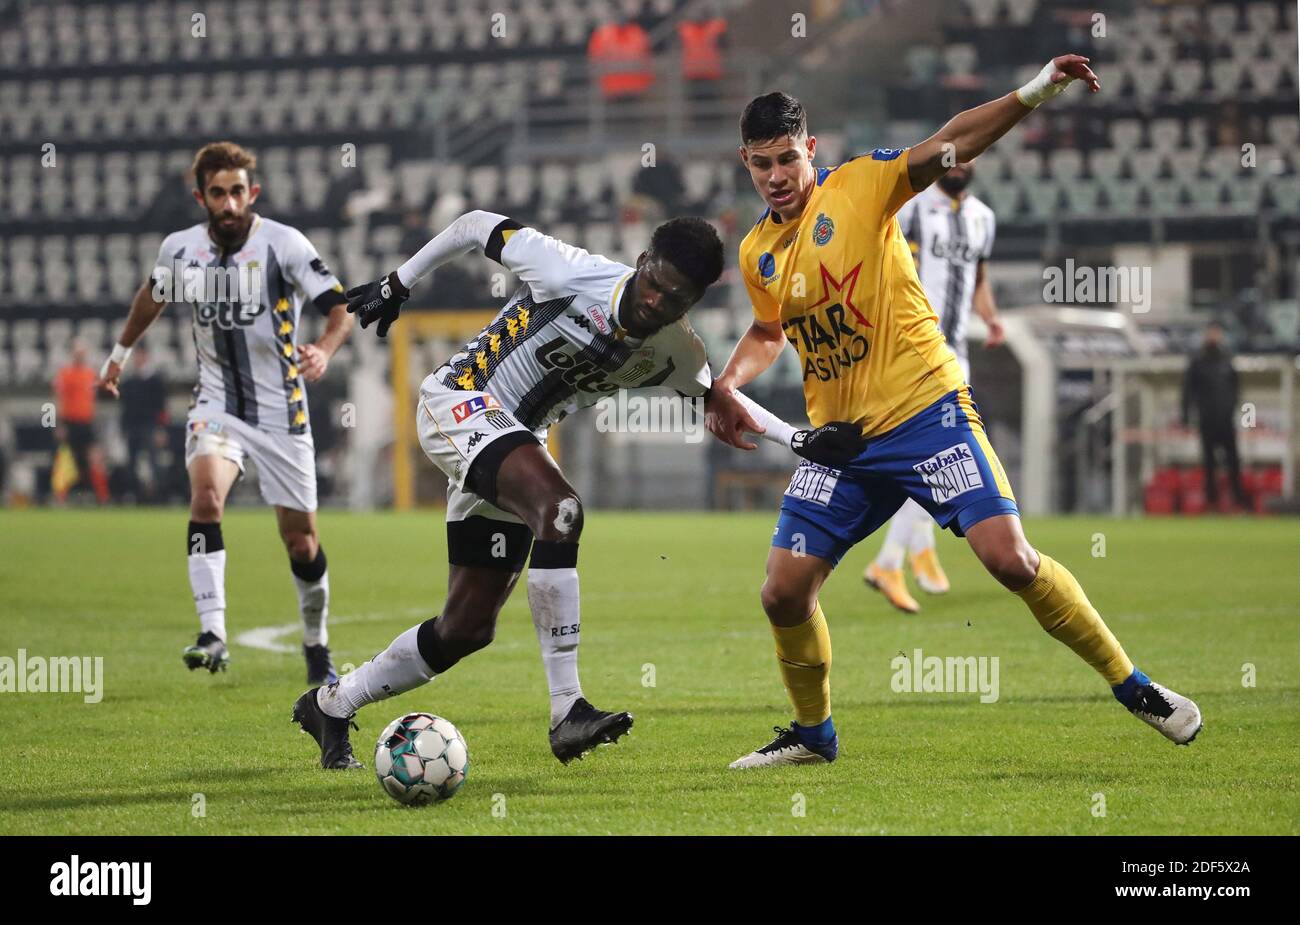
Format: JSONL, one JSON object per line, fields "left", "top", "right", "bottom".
{"left": 290, "top": 211, "right": 862, "bottom": 769}
{"left": 99, "top": 142, "right": 354, "bottom": 684}
{"left": 707, "top": 56, "right": 1202, "bottom": 768}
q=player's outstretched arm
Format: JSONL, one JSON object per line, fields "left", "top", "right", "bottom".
{"left": 730, "top": 390, "right": 865, "bottom": 467}
{"left": 346, "top": 210, "right": 514, "bottom": 337}
{"left": 907, "top": 54, "right": 1101, "bottom": 193}
{"left": 99, "top": 281, "right": 167, "bottom": 397}
{"left": 706, "top": 318, "right": 787, "bottom": 448}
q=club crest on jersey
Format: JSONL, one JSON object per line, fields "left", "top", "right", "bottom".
{"left": 624, "top": 346, "right": 657, "bottom": 381}
{"left": 758, "top": 251, "right": 777, "bottom": 283}
{"left": 913, "top": 443, "right": 984, "bottom": 504}
{"left": 813, "top": 213, "right": 835, "bottom": 247}
{"left": 451, "top": 394, "right": 501, "bottom": 422}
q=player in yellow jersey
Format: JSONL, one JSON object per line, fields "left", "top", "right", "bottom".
{"left": 707, "top": 55, "right": 1203, "bottom": 767}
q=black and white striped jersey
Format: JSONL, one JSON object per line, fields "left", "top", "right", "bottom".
{"left": 153, "top": 215, "right": 344, "bottom": 434}
{"left": 895, "top": 186, "right": 995, "bottom": 362}
{"left": 433, "top": 224, "right": 711, "bottom": 433}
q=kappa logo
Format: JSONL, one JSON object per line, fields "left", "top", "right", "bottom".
{"left": 450, "top": 394, "right": 501, "bottom": 422}
{"left": 466, "top": 431, "right": 487, "bottom": 449}
{"left": 310, "top": 257, "right": 332, "bottom": 276}
{"left": 913, "top": 443, "right": 984, "bottom": 504}
{"left": 571, "top": 314, "right": 590, "bottom": 331}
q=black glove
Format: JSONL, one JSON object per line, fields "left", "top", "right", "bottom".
{"left": 790, "top": 421, "right": 864, "bottom": 467}
{"left": 346, "top": 271, "right": 409, "bottom": 338}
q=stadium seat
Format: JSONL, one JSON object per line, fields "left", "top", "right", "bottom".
{"left": 1047, "top": 149, "right": 1083, "bottom": 182}
{"left": 1147, "top": 180, "right": 1186, "bottom": 215}
{"left": 1061, "top": 180, "right": 1102, "bottom": 214}
{"left": 1246, "top": 2, "right": 1279, "bottom": 35}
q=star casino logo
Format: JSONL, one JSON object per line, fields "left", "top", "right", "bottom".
{"left": 781, "top": 261, "right": 871, "bottom": 383}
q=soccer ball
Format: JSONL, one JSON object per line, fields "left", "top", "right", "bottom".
{"left": 374, "top": 712, "right": 469, "bottom": 806}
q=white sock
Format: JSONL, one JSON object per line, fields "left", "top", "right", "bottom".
{"left": 875, "top": 518, "right": 909, "bottom": 571}
{"left": 294, "top": 571, "right": 329, "bottom": 647}
{"left": 189, "top": 549, "right": 228, "bottom": 641}
{"left": 527, "top": 566, "right": 583, "bottom": 727}
{"left": 317, "top": 625, "right": 433, "bottom": 718}
{"left": 909, "top": 510, "right": 936, "bottom": 555}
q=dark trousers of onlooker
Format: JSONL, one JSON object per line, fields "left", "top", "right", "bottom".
{"left": 1200, "top": 422, "right": 1249, "bottom": 507}
{"left": 65, "top": 421, "right": 95, "bottom": 494}
{"left": 125, "top": 427, "right": 163, "bottom": 503}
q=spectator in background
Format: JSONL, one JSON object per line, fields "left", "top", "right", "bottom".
{"left": 400, "top": 208, "right": 432, "bottom": 260}
{"left": 1182, "top": 321, "right": 1250, "bottom": 509}
{"left": 631, "top": 153, "right": 684, "bottom": 218}
{"left": 588, "top": 20, "right": 654, "bottom": 99}
{"left": 52, "top": 340, "right": 109, "bottom": 504}
{"left": 118, "top": 346, "right": 169, "bottom": 503}
{"left": 679, "top": 15, "right": 726, "bottom": 90}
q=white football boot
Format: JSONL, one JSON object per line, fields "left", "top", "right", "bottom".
{"left": 1128, "top": 679, "right": 1202, "bottom": 745}
{"left": 729, "top": 725, "right": 838, "bottom": 769}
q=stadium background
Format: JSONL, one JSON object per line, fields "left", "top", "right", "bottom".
{"left": 1, "top": 0, "right": 1297, "bottom": 519}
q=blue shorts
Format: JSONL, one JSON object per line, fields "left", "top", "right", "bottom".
{"left": 773, "top": 387, "right": 1019, "bottom": 566}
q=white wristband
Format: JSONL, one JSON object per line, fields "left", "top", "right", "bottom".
{"left": 731, "top": 389, "right": 798, "bottom": 447}
{"left": 1015, "top": 60, "right": 1074, "bottom": 109}
{"left": 109, "top": 343, "right": 132, "bottom": 366}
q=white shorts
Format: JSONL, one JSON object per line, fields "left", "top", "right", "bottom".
{"left": 185, "top": 408, "right": 318, "bottom": 512}
{"left": 416, "top": 375, "right": 539, "bottom": 526}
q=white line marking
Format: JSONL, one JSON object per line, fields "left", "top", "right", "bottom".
{"left": 234, "top": 609, "right": 426, "bottom": 654}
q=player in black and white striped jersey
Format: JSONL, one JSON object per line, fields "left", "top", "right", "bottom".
{"left": 290, "top": 210, "right": 864, "bottom": 769}
{"left": 865, "top": 160, "right": 1007, "bottom": 613}
{"left": 98, "top": 142, "right": 355, "bottom": 684}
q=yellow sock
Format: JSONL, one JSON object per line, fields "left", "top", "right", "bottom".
{"left": 1016, "top": 554, "right": 1134, "bottom": 685}
{"left": 771, "top": 603, "right": 832, "bottom": 726}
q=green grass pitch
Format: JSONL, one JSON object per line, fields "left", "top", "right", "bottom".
{"left": 0, "top": 508, "right": 1296, "bottom": 835}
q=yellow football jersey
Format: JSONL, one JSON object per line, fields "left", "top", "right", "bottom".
{"left": 739, "top": 147, "right": 964, "bottom": 435}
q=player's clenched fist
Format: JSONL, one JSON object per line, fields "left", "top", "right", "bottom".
{"left": 346, "top": 271, "right": 409, "bottom": 338}
{"left": 790, "top": 421, "right": 864, "bottom": 468}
